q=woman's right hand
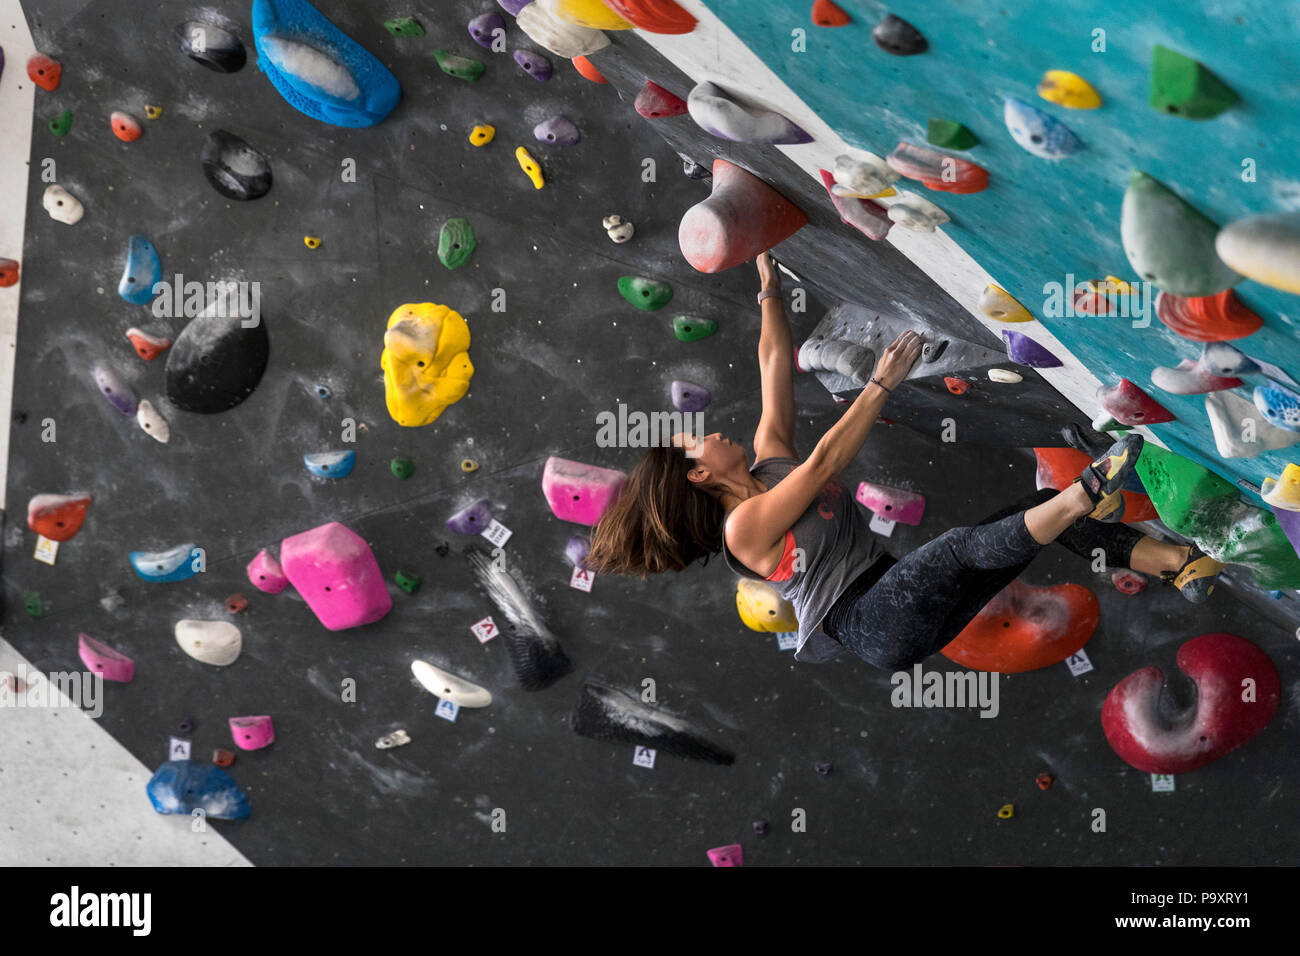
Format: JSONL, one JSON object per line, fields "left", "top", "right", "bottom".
{"left": 755, "top": 251, "right": 781, "bottom": 292}
{"left": 872, "top": 331, "right": 925, "bottom": 390}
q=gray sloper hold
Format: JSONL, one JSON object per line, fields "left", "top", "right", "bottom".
{"left": 686, "top": 81, "right": 813, "bottom": 145}
{"left": 165, "top": 294, "right": 269, "bottom": 413}
{"left": 570, "top": 680, "right": 735, "bottom": 765}
{"left": 465, "top": 546, "right": 571, "bottom": 691}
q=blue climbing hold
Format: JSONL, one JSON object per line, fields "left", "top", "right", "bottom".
{"left": 117, "top": 235, "right": 162, "bottom": 306}
{"left": 1001, "top": 330, "right": 1063, "bottom": 368}
{"left": 129, "top": 543, "right": 201, "bottom": 583}
{"left": 1254, "top": 383, "right": 1300, "bottom": 433}
{"left": 251, "top": 0, "right": 401, "bottom": 128}
{"left": 447, "top": 498, "right": 494, "bottom": 534}
{"left": 1003, "top": 98, "right": 1082, "bottom": 159}
{"left": 146, "top": 760, "right": 250, "bottom": 820}
{"left": 303, "top": 449, "right": 356, "bottom": 478}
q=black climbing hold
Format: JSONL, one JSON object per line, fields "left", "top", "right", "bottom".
{"left": 921, "top": 338, "right": 949, "bottom": 363}
{"left": 815, "top": 760, "right": 833, "bottom": 776}
{"left": 679, "top": 153, "right": 711, "bottom": 180}
{"left": 165, "top": 305, "right": 270, "bottom": 414}
{"left": 434, "top": 541, "right": 450, "bottom": 558}
{"left": 752, "top": 820, "right": 769, "bottom": 837}
{"left": 872, "top": 14, "right": 927, "bottom": 56}
{"left": 178, "top": 718, "right": 195, "bottom": 734}
{"left": 175, "top": 20, "right": 247, "bottom": 73}
{"left": 201, "top": 130, "right": 272, "bottom": 201}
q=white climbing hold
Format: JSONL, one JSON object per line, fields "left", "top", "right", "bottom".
{"left": 886, "top": 192, "right": 949, "bottom": 231}
{"left": 136, "top": 399, "right": 170, "bottom": 443}
{"left": 988, "top": 368, "right": 1023, "bottom": 384}
{"left": 411, "top": 659, "right": 492, "bottom": 708}
{"left": 832, "top": 153, "right": 899, "bottom": 197}
{"left": 1206, "top": 389, "right": 1300, "bottom": 458}
{"left": 603, "top": 214, "right": 634, "bottom": 243}
{"left": 43, "top": 184, "right": 84, "bottom": 224}
{"left": 174, "top": 619, "right": 242, "bottom": 666}
{"left": 516, "top": 1, "right": 609, "bottom": 58}
{"left": 375, "top": 729, "right": 410, "bottom": 749}
{"left": 1215, "top": 211, "right": 1300, "bottom": 295}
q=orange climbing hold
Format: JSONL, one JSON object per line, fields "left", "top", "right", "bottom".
{"left": 811, "top": 0, "right": 851, "bottom": 27}
{"left": 28, "top": 493, "right": 93, "bottom": 542}
{"left": 572, "top": 55, "right": 608, "bottom": 83}
{"left": 111, "top": 111, "right": 143, "bottom": 142}
{"left": 886, "top": 142, "right": 989, "bottom": 194}
{"left": 1033, "top": 447, "right": 1158, "bottom": 523}
{"left": 945, "top": 377, "right": 969, "bottom": 395}
{"left": 679, "top": 159, "right": 808, "bottom": 273}
{"left": 600, "top": 0, "right": 697, "bottom": 34}
{"left": 1155, "top": 289, "right": 1264, "bottom": 342}
{"left": 27, "top": 54, "right": 62, "bottom": 91}
{"left": 940, "top": 579, "right": 1099, "bottom": 673}
{"left": 0, "top": 258, "right": 18, "bottom": 287}
{"left": 125, "top": 328, "right": 172, "bottom": 361}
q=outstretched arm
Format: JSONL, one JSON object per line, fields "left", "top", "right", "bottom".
{"left": 752, "top": 252, "right": 797, "bottom": 462}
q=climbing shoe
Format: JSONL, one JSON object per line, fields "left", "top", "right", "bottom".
{"left": 1162, "top": 543, "right": 1225, "bottom": 603}
{"left": 1075, "top": 432, "right": 1145, "bottom": 523}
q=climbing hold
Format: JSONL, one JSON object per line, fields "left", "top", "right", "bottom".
{"left": 672, "top": 315, "right": 717, "bottom": 342}
{"left": 125, "top": 328, "right": 172, "bottom": 361}
{"left": 1200, "top": 341, "right": 1261, "bottom": 378}
{"left": 832, "top": 153, "right": 900, "bottom": 197}
{"left": 411, "top": 660, "right": 492, "bottom": 707}
{"left": 390, "top": 457, "right": 414, "bottom": 480}
{"left": 385, "top": 16, "right": 425, "bottom": 38}
{"left": 201, "top": 130, "right": 272, "bottom": 200}
{"left": 78, "top": 634, "right": 134, "bottom": 683}
{"left": 979, "top": 284, "right": 1034, "bottom": 323}
{"left": 752, "top": 821, "right": 769, "bottom": 837}
{"left": 27, "top": 54, "right": 62, "bottom": 91}
{"left": 686, "top": 82, "right": 812, "bottom": 145}
{"left": 1254, "top": 383, "right": 1300, "bottom": 433}
{"left": 1001, "top": 330, "right": 1062, "bottom": 368}
{"left": 468, "top": 12, "right": 506, "bottom": 48}
{"left": 117, "top": 235, "right": 162, "bottom": 305}
{"left": 542, "top": 456, "right": 627, "bottom": 525}
{"left": 546, "top": 0, "right": 631, "bottom": 29}
{"left": 251, "top": 0, "right": 401, "bottom": 127}
{"left": 375, "top": 730, "right": 409, "bottom": 749}
{"left": 136, "top": 400, "right": 170, "bottom": 444}
{"left": 572, "top": 680, "right": 734, "bottom": 763}
{"left": 0, "top": 259, "right": 16, "bottom": 288}
{"left": 599, "top": 0, "right": 696, "bottom": 34}
{"left": 516, "top": 146, "right": 545, "bottom": 189}
{"left": 941, "top": 579, "right": 1098, "bottom": 673}
{"left": 671, "top": 381, "right": 710, "bottom": 412}
{"left": 175, "top": 620, "right": 242, "bottom": 667}
{"left": 885, "top": 192, "right": 949, "bottom": 231}
{"left": 437, "top": 218, "right": 477, "bottom": 270}
{"left": 680, "top": 154, "right": 709, "bottom": 179}
{"left": 512, "top": 50, "right": 553, "bottom": 82}
{"left": 92, "top": 365, "right": 138, "bottom": 415}
{"left": 1206, "top": 390, "right": 1298, "bottom": 458}
{"left": 945, "top": 377, "right": 969, "bottom": 395}
{"left": 460, "top": 458, "right": 480, "bottom": 473}
{"left": 147, "top": 761, "right": 250, "bottom": 820}
{"left": 811, "top": 0, "right": 850, "bottom": 27}
{"left": 1122, "top": 171, "right": 1238, "bottom": 297}
{"left": 572, "top": 55, "right": 607, "bottom": 83}
{"left": 679, "top": 160, "right": 808, "bottom": 273}
{"left": 1261, "top": 464, "right": 1300, "bottom": 511}
{"left": 987, "top": 368, "right": 1022, "bottom": 384}
{"left": 433, "top": 49, "right": 485, "bottom": 82}
{"left": 312, "top": 383, "right": 330, "bottom": 398}
{"left": 886, "top": 142, "right": 989, "bottom": 194}
{"left": 43, "top": 184, "right": 84, "bottom": 225}
{"left": 380, "top": 302, "right": 474, "bottom": 427}
{"left": 1036, "top": 773, "right": 1054, "bottom": 790}
{"left": 175, "top": 19, "right": 247, "bottom": 73}
{"left": 303, "top": 450, "right": 356, "bottom": 478}
{"left": 871, "top": 13, "right": 927, "bottom": 55}
{"left": 634, "top": 80, "right": 688, "bottom": 118}
{"left": 28, "top": 494, "right": 92, "bottom": 542}
{"left": 145, "top": 105, "right": 162, "bottom": 120}
{"left": 48, "top": 109, "right": 72, "bottom": 137}
{"left": 565, "top": 535, "right": 590, "bottom": 568}
{"left": 855, "top": 481, "right": 926, "bottom": 525}
{"left": 129, "top": 543, "right": 200, "bottom": 583}
{"left": 303, "top": 235, "right": 321, "bottom": 249}
{"left": 229, "top": 715, "right": 275, "bottom": 750}
{"left": 1215, "top": 211, "right": 1300, "bottom": 295}
{"left": 1102, "top": 633, "right": 1277, "bottom": 774}
{"left": 736, "top": 579, "right": 798, "bottom": 632}
{"left": 1111, "top": 569, "right": 1147, "bottom": 595}
{"left": 1003, "top": 98, "right": 1082, "bottom": 159}
{"left": 1034, "top": 447, "right": 1158, "bottom": 523}
{"left": 466, "top": 547, "right": 573, "bottom": 690}
{"left": 280, "top": 521, "right": 393, "bottom": 630}
{"left": 212, "top": 749, "right": 236, "bottom": 767}
{"left": 534, "top": 115, "right": 580, "bottom": 146}
{"left": 617, "top": 275, "right": 673, "bottom": 310}
{"left": 469, "top": 123, "right": 496, "bottom": 146}
{"left": 603, "top": 215, "right": 634, "bottom": 243}
{"left": 247, "top": 549, "right": 289, "bottom": 594}
{"left": 110, "top": 111, "right": 143, "bottom": 142}
{"left": 447, "top": 499, "right": 494, "bottom": 535}
{"left": 707, "top": 845, "right": 743, "bottom": 867}
{"left": 165, "top": 300, "right": 270, "bottom": 413}
{"left": 515, "top": 1, "right": 610, "bottom": 58}
{"left": 24, "top": 593, "right": 43, "bottom": 617}
{"left": 1037, "top": 70, "right": 1102, "bottom": 109}
{"left": 818, "top": 169, "right": 891, "bottom": 241}
{"left": 926, "top": 118, "right": 978, "bottom": 150}
{"left": 1098, "top": 378, "right": 1175, "bottom": 425}
{"left": 225, "top": 594, "right": 248, "bottom": 613}
{"left": 1149, "top": 44, "right": 1239, "bottom": 120}
{"left": 1150, "top": 359, "right": 1241, "bottom": 395}
{"left": 814, "top": 760, "right": 833, "bottom": 776}
{"left": 1154, "top": 289, "right": 1262, "bottom": 342}
{"left": 395, "top": 570, "right": 422, "bottom": 594}
{"left": 997, "top": 804, "right": 1014, "bottom": 820}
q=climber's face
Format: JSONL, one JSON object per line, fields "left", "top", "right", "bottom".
{"left": 674, "top": 432, "right": 746, "bottom": 483}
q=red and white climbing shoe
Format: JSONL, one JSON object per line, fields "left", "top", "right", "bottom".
{"left": 1163, "top": 543, "right": 1225, "bottom": 603}
{"left": 1075, "top": 433, "right": 1145, "bottom": 523}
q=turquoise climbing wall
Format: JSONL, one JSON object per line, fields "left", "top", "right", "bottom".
{"left": 705, "top": 0, "right": 1300, "bottom": 494}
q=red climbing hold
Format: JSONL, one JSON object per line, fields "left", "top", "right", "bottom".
{"left": 225, "top": 594, "right": 249, "bottom": 614}
{"left": 1101, "top": 633, "right": 1280, "bottom": 774}
{"left": 811, "top": 0, "right": 851, "bottom": 27}
{"left": 27, "top": 54, "right": 62, "bottom": 91}
{"left": 679, "top": 159, "right": 808, "bottom": 273}
{"left": 886, "top": 142, "right": 989, "bottom": 194}
{"left": 125, "top": 328, "right": 172, "bottom": 361}
{"left": 1155, "top": 290, "right": 1264, "bottom": 342}
{"left": 572, "top": 56, "right": 608, "bottom": 84}
{"left": 0, "top": 258, "right": 19, "bottom": 287}
{"left": 27, "top": 493, "right": 92, "bottom": 542}
{"left": 945, "top": 376, "right": 970, "bottom": 395}
{"left": 634, "top": 80, "right": 688, "bottom": 118}
{"left": 940, "top": 580, "right": 1099, "bottom": 673}
{"left": 1033, "top": 447, "right": 1158, "bottom": 524}
{"left": 817, "top": 169, "right": 891, "bottom": 240}
{"left": 1098, "top": 378, "right": 1176, "bottom": 426}
{"left": 1111, "top": 569, "right": 1147, "bottom": 594}
{"left": 601, "top": 0, "right": 697, "bottom": 34}
{"left": 1035, "top": 772, "right": 1054, "bottom": 790}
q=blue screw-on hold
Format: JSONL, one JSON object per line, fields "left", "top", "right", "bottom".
{"left": 1004, "top": 98, "right": 1083, "bottom": 159}
{"left": 118, "top": 235, "right": 162, "bottom": 305}
{"left": 1268, "top": 590, "right": 1285, "bottom": 600}
{"left": 1254, "top": 383, "right": 1300, "bottom": 433}
{"left": 129, "top": 542, "right": 201, "bottom": 582}
{"left": 314, "top": 384, "right": 331, "bottom": 399}
{"left": 147, "top": 760, "right": 250, "bottom": 820}
{"left": 304, "top": 449, "right": 356, "bottom": 478}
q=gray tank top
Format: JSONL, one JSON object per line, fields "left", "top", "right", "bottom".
{"left": 721, "top": 457, "right": 885, "bottom": 663}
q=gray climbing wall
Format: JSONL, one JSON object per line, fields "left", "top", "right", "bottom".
{"left": 3, "top": 0, "right": 1296, "bottom": 865}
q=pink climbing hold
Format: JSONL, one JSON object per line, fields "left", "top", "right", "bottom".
{"left": 679, "top": 159, "right": 808, "bottom": 273}
{"left": 817, "top": 169, "right": 891, "bottom": 240}
{"left": 229, "top": 715, "right": 275, "bottom": 751}
{"left": 78, "top": 633, "right": 135, "bottom": 683}
{"left": 247, "top": 548, "right": 289, "bottom": 594}
{"left": 1111, "top": 569, "right": 1147, "bottom": 595}
{"left": 855, "top": 480, "right": 925, "bottom": 525}
{"left": 707, "top": 844, "right": 743, "bottom": 867}
{"left": 1101, "top": 633, "right": 1280, "bottom": 774}
{"left": 1097, "top": 378, "right": 1176, "bottom": 426}
{"left": 279, "top": 522, "right": 393, "bottom": 631}
{"left": 542, "top": 456, "right": 628, "bottom": 526}
{"left": 634, "top": 80, "right": 688, "bottom": 119}
{"left": 886, "top": 142, "right": 989, "bottom": 194}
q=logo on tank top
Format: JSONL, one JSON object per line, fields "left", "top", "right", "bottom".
{"left": 816, "top": 479, "right": 846, "bottom": 520}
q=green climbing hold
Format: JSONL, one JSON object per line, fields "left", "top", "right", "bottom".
{"left": 434, "top": 49, "right": 485, "bottom": 82}
{"left": 618, "top": 276, "right": 673, "bottom": 311}
{"left": 24, "top": 593, "right": 43, "bottom": 617}
{"left": 438, "top": 218, "right": 477, "bottom": 270}
{"left": 385, "top": 16, "right": 425, "bottom": 38}
{"left": 1149, "top": 45, "right": 1239, "bottom": 120}
{"left": 673, "top": 315, "right": 717, "bottom": 342}
{"left": 1135, "top": 443, "right": 1300, "bottom": 590}
{"left": 49, "top": 110, "right": 73, "bottom": 137}
{"left": 926, "top": 118, "right": 978, "bottom": 150}
{"left": 395, "top": 571, "right": 422, "bottom": 594}
{"left": 391, "top": 458, "right": 414, "bottom": 480}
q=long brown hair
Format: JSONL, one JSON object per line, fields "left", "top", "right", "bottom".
{"left": 586, "top": 445, "right": 724, "bottom": 578}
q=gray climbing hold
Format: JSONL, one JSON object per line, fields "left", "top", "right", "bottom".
{"left": 1206, "top": 389, "right": 1299, "bottom": 458}
{"left": 1121, "top": 171, "right": 1239, "bottom": 296}
{"left": 687, "top": 81, "right": 813, "bottom": 145}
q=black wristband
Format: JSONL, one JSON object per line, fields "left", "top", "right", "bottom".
{"left": 870, "top": 377, "right": 891, "bottom": 393}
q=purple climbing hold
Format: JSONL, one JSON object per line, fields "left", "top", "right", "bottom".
{"left": 671, "top": 381, "right": 711, "bottom": 412}
{"left": 447, "top": 498, "right": 494, "bottom": 534}
{"left": 1001, "top": 330, "right": 1063, "bottom": 368}
{"left": 513, "top": 49, "right": 552, "bottom": 81}
{"left": 469, "top": 12, "right": 505, "bottom": 48}
{"left": 92, "top": 365, "right": 139, "bottom": 415}
{"left": 565, "top": 534, "right": 590, "bottom": 568}
{"left": 534, "top": 115, "right": 580, "bottom": 146}
{"left": 498, "top": 0, "right": 533, "bottom": 15}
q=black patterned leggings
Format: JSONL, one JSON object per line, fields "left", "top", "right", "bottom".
{"left": 824, "top": 488, "right": 1143, "bottom": 670}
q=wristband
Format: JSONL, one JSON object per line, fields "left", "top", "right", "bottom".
{"left": 757, "top": 288, "right": 781, "bottom": 305}
{"left": 870, "top": 377, "right": 891, "bottom": 393}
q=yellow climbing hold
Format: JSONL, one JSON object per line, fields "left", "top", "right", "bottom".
{"left": 1037, "top": 70, "right": 1102, "bottom": 110}
{"left": 303, "top": 236, "right": 322, "bottom": 249}
{"left": 1261, "top": 463, "right": 1300, "bottom": 512}
{"left": 549, "top": 0, "right": 633, "bottom": 30}
{"left": 469, "top": 124, "right": 495, "bottom": 147}
{"left": 460, "top": 458, "right": 480, "bottom": 473}
{"left": 516, "top": 146, "right": 545, "bottom": 189}
{"left": 979, "top": 284, "right": 1035, "bottom": 323}
{"left": 380, "top": 303, "right": 475, "bottom": 428}
{"left": 144, "top": 105, "right": 163, "bottom": 120}
{"left": 833, "top": 184, "right": 898, "bottom": 199}
{"left": 997, "top": 803, "right": 1014, "bottom": 819}
{"left": 736, "top": 579, "right": 798, "bottom": 633}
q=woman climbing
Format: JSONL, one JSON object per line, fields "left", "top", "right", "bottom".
{"left": 586, "top": 252, "right": 1225, "bottom": 670}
